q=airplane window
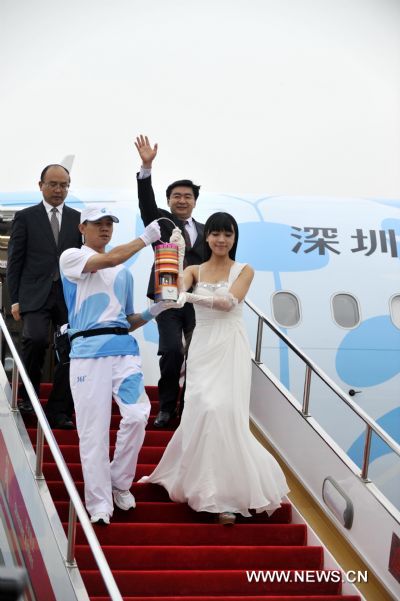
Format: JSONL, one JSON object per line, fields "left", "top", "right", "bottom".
{"left": 271, "top": 292, "right": 300, "bottom": 327}
{"left": 332, "top": 294, "right": 360, "bottom": 328}
{"left": 390, "top": 295, "right": 400, "bottom": 329}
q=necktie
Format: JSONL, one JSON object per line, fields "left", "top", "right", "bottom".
{"left": 182, "top": 221, "right": 192, "bottom": 250}
{"left": 50, "top": 208, "right": 60, "bottom": 281}
{"left": 50, "top": 207, "right": 59, "bottom": 245}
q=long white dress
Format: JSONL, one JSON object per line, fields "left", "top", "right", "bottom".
{"left": 140, "top": 262, "right": 289, "bottom": 516}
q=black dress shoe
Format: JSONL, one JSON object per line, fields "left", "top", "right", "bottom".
{"left": 49, "top": 415, "right": 75, "bottom": 430}
{"left": 18, "top": 400, "right": 34, "bottom": 413}
{"left": 154, "top": 411, "right": 175, "bottom": 428}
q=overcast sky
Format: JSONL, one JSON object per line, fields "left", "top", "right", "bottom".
{"left": 1, "top": 0, "right": 399, "bottom": 197}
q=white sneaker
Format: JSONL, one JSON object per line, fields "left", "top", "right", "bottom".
{"left": 112, "top": 489, "right": 136, "bottom": 511}
{"left": 90, "top": 512, "right": 110, "bottom": 525}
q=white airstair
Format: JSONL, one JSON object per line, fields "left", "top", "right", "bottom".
{"left": 245, "top": 299, "right": 400, "bottom": 600}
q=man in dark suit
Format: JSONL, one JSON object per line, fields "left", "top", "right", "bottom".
{"left": 6, "top": 164, "right": 82, "bottom": 429}
{"left": 135, "top": 135, "right": 204, "bottom": 427}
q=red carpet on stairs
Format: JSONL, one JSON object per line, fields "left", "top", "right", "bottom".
{"left": 24, "top": 384, "right": 361, "bottom": 601}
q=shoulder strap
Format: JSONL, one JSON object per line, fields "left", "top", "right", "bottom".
{"left": 228, "top": 262, "right": 247, "bottom": 287}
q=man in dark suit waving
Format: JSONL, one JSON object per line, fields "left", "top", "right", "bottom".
{"left": 135, "top": 135, "right": 204, "bottom": 427}
{"left": 7, "top": 164, "right": 82, "bottom": 428}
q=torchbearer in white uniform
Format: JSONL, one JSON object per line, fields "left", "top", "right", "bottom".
{"left": 60, "top": 206, "right": 170, "bottom": 525}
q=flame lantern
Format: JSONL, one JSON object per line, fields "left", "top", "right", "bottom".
{"left": 154, "top": 243, "right": 179, "bottom": 301}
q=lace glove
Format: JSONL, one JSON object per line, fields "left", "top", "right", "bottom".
{"left": 169, "top": 227, "right": 185, "bottom": 275}
{"left": 176, "top": 291, "right": 238, "bottom": 312}
{"left": 140, "top": 300, "right": 179, "bottom": 321}
{"left": 139, "top": 220, "right": 161, "bottom": 246}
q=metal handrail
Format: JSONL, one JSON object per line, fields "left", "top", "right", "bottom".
{"left": 245, "top": 298, "right": 400, "bottom": 471}
{"left": 0, "top": 312, "right": 123, "bottom": 601}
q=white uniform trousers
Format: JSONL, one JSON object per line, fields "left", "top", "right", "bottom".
{"left": 70, "top": 355, "right": 150, "bottom": 517}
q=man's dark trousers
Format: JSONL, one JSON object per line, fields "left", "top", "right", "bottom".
{"left": 20, "top": 280, "right": 73, "bottom": 419}
{"left": 155, "top": 295, "right": 196, "bottom": 415}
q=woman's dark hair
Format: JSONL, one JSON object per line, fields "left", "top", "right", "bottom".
{"left": 203, "top": 212, "right": 239, "bottom": 261}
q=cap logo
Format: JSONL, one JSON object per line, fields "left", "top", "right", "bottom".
{"left": 101, "top": 208, "right": 106, "bottom": 213}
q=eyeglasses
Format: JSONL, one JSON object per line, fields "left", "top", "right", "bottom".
{"left": 42, "top": 181, "right": 70, "bottom": 190}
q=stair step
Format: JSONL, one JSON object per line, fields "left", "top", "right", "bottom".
{"left": 43, "top": 462, "right": 157, "bottom": 480}
{"left": 75, "top": 544, "right": 323, "bottom": 570}
{"left": 26, "top": 396, "right": 160, "bottom": 414}
{"left": 70, "top": 523, "right": 307, "bottom": 546}
{"left": 42, "top": 444, "right": 165, "bottom": 463}
{"left": 54, "top": 501, "right": 292, "bottom": 524}
{"left": 79, "top": 569, "right": 342, "bottom": 596}
{"left": 28, "top": 428, "right": 173, "bottom": 446}
{"left": 47, "top": 481, "right": 171, "bottom": 502}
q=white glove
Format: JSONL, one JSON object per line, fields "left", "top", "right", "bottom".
{"left": 183, "top": 291, "right": 238, "bottom": 312}
{"left": 140, "top": 220, "right": 161, "bottom": 246}
{"left": 169, "top": 227, "right": 185, "bottom": 274}
{"left": 175, "top": 292, "right": 188, "bottom": 308}
{"left": 149, "top": 300, "right": 180, "bottom": 316}
{"left": 140, "top": 300, "right": 180, "bottom": 322}
{"left": 60, "top": 323, "right": 69, "bottom": 334}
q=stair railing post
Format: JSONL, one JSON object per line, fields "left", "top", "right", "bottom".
{"left": 361, "top": 424, "right": 373, "bottom": 482}
{"left": 302, "top": 365, "right": 312, "bottom": 416}
{"left": 66, "top": 501, "right": 77, "bottom": 567}
{"left": 11, "top": 361, "right": 19, "bottom": 411}
{"left": 254, "top": 316, "right": 264, "bottom": 364}
{"left": 35, "top": 423, "right": 45, "bottom": 480}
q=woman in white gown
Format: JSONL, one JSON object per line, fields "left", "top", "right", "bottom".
{"left": 140, "top": 212, "right": 289, "bottom": 524}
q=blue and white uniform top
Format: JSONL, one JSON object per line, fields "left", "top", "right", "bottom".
{"left": 60, "top": 245, "right": 139, "bottom": 359}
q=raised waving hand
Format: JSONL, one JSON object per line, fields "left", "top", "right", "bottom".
{"left": 135, "top": 135, "right": 158, "bottom": 169}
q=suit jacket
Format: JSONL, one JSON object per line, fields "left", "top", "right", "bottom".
{"left": 6, "top": 202, "right": 82, "bottom": 313}
{"left": 137, "top": 174, "right": 204, "bottom": 299}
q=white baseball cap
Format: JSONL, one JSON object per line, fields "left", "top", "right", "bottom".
{"left": 80, "top": 206, "right": 119, "bottom": 224}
